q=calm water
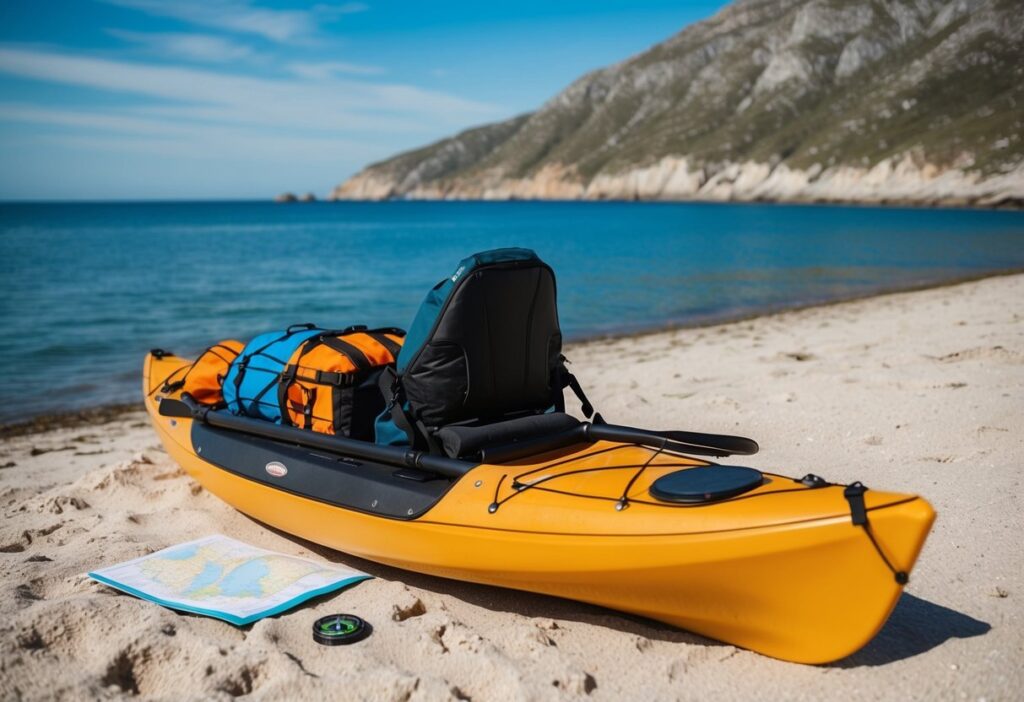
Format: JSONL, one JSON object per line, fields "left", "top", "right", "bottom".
{"left": 1, "top": 200, "right": 1023, "bottom": 421}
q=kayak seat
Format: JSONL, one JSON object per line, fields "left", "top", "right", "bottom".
{"left": 377, "top": 248, "right": 594, "bottom": 454}
{"left": 436, "top": 412, "right": 581, "bottom": 460}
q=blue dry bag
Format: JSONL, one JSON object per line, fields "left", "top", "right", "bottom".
{"left": 222, "top": 323, "right": 322, "bottom": 422}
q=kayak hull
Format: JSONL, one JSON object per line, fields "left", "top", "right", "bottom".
{"left": 144, "top": 352, "right": 934, "bottom": 664}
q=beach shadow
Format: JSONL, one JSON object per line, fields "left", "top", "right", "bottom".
{"left": 261, "top": 522, "right": 744, "bottom": 648}
{"left": 259, "top": 521, "right": 990, "bottom": 664}
{"left": 831, "top": 593, "right": 990, "bottom": 668}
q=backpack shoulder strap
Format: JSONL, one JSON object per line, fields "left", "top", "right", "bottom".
{"left": 378, "top": 366, "right": 423, "bottom": 448}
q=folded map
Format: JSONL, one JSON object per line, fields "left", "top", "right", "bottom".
{"left": 88, "top": 534, "right": 371, "bottom": 625}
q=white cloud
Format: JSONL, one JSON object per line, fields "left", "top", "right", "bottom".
{"left": 0, "top": 101, "right": 409, "bottom": 199}
{"left": 0, "top": 25, "right": 510, "bottom": 199}
{"left": 100, "top": 0, "right": 367, "bottom": 43}
{"left": 1, "top": 126, "right": 388, "bottom": 200}
{"left": 0, "top": 103, "right": 184, "bottom": 135}
{"left": 106, "top": 29, "right": 254, "bottom": 63}
{"left": 21, "top": 125, "right": 380, "bottom": 164}
{"left": 288, "top": 61, "right": 385, "bottom": 79}
{"left": 0, "top": 46, "right": 498, "bottom": 129}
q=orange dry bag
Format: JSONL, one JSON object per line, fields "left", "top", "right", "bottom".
{"left": 279, "top": 327, "right": 404, "bottom": 440}
{"left": 160, "top": 340, "right": 244, "bottom": 405}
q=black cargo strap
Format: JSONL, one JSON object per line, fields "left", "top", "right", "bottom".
{"left": 277, "top": 368, "right": 329, "bottom": 430}
{"left": 317, "top": 329, "right": 403, "bottom": 370}
{"left": 316, "top": 370, "right": 353, "bottom": 385}
{"left": 554, "top": 356, "right": 604, "bottom": 423}
{"left": 379, "top": 367, "right": 420, "bottom": 448}
{"left": 844, "top": 481, "right": 868, "bottom": 526}
{"left": 320, "top": 336, "right": 371, "bottom": 372}
{"left": 280, "top": 383, "right": 315, "bottom": 430}
{"left": 416, "top": 419, "right": 442, "bottom": 455}
{"left": 843, "top": 482, "right": 909, "bottom": 585}
{"left": 277, "top": 366, "right": 297, "bottom": 426}
{"left": 230, "top": 358, "right": 247, "bottom": 414}
{"left": 566, "top": 373, "right": 600, "bottom": 421}
{"left": 293, "top": 327, "right": 402, "bottom": 375}
{"left": 365, "top": 330, "right": 404, "bottom": 358}
{"left": 303, "top": 388, "right": 315, "bottom": 429}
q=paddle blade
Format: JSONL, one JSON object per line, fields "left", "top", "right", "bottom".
{"left": 657, "top": 430, "right": 759, "bottom": 456}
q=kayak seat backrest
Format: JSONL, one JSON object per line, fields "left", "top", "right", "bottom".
{"left": 376, "top": 248, "right": 565, "bottom": 449}
{"left": 405, "top": 257, "right": 560, "bottom": 424}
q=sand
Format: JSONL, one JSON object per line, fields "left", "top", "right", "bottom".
{"left": 2, "top": 274, "right": 1022, "bottom": 701}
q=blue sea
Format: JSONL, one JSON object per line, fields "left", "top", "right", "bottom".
{"left": 1, "top": 200, "right": 1023, "bottom": 422}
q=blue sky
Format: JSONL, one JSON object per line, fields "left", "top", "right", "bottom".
{"left": 0, "top": 1, "right": 728, "bottom": 200}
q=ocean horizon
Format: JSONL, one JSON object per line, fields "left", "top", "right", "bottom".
{"left": 2, "top": 199, "right": 1023, "bottom": 422}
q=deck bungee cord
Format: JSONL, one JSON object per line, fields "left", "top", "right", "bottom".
{"left": 486, "top": 441, "right": 908, "bottom": 582}
{"left": 614, "top": 441, "right": 666, "bottom": 510}
{"left": 489, "top": 442, "right": 812, "bottom": 511}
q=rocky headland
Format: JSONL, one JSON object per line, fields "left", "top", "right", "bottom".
{"left": 332, "top": 0, "right": 1023, "bottom": 208}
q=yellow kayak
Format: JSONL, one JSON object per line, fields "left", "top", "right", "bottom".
{"left": 144, "top": 350, "right": 934, "bottom": 664}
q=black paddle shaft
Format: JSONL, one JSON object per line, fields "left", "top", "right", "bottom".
{"left": 159, "top": 398, "right": 758, "bottom": 469}
{"left": 158, "top": 395, "right": 475, "bottom": 479}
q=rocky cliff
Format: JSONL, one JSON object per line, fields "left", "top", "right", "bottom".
{"left": 332, "top": 0, "right": 1023, "bottom": 207}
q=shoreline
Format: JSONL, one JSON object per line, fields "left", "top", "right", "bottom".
{"left": 323, "top": 194, "right": 1024, "bottom": 211}
{"left": 4, "top": 196, "right": 1024, "bottom": 211}
{"left": 563, "top": 265, "right": 1024, "bottom": 344}
{"left": 0, "top": 402, "right": 143, "bottom": 441}
{"left": 5, "top": 267, "right": 1022, "bottom": 437}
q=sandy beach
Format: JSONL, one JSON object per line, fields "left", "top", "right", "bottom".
{"left": 1, "top": 273, "right": 1021, "bottom": 701}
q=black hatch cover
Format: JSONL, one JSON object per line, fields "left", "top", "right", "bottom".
{"left": 649, "top": 466, "right": 763, "bottom": 504}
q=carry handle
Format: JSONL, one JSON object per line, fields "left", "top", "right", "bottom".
{"left": 286, "top": 323, "right": 317, "bottom": 334}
